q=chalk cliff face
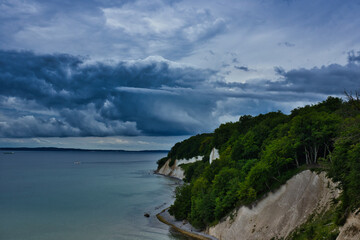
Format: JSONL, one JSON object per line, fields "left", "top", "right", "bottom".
{"left": 157, "top": 148, "right": 220, "bottom": 180}
{"left": 207, "top": 170, "right": 340, "bottom": 240}
{"left": 157, "top": 158, "right": 186, "bottom": 180}
{"left": 157, "top": 157, "right": 345, "bottom": 240}
{"left": 209, "top": 148, "right": 219, "bottom": 164}
{"left": 158, "top": 152, "right": 344, "bottom": 240}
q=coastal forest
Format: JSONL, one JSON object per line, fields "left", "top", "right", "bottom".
{"left": 157, "top": 95, "right": 360, "bottom": 239}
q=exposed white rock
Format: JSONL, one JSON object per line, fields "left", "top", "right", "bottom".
{"left": 177, "top": 156, "right": 203, "bottom": 165}
{"left": 157, "top": 149, "right": 219, "bottom": 180}
{"left": 209, "top": 148, "right": 219, "bottom": 164}
{"left": 207, "top": 170, "right": 340, "bottom": 240}
{"left": 157, "top": 156, "right": 204, "bottom": 180}
{"left": 157, "top": 159, "right": 185, "bottom": 180}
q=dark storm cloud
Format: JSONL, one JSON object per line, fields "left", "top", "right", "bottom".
{"left": 274, "top": 66, "right": 286, "bottom": 75}
{"left": 0, "top": 50, "right": 218, "bottom": 137}
{"left": 2, "top": 50, "right": 360, "bottom": 138}
{"left": 234, "top": 66, "right": 249, "bottom": 72}
{"left": 267, "top": 62, "right": 360, "bottom": 94}
{"left": 348, "top": 50, "right": 360, "bottom": 63}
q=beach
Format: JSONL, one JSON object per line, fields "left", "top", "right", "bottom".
{"left": 157, "top": 208, "right": 218, "bottom": 240}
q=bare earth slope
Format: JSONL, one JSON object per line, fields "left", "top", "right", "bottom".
{"left": 207, "top": 170, "right": 340, "bottom": 240}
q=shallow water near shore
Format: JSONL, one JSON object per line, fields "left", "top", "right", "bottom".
{"left": 0, "top": 151, "right": 195, "bottom": 240}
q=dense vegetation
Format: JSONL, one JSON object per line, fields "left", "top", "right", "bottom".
{"left": 157, "top": 96, "right": 360, "bottom": 237}
{"left": 288, "top": 206, "right": 341, "bottom": 240}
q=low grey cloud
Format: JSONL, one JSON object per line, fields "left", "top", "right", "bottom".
{"left": 234, "top": 66, "right": 249, "bottom": 72}
{"left": 348, "top": 50, "right": 360, "bottom": 63}
{"left": 278, "top": 42, "right": 295, "bottom": 47}
{"left": 1, "top": 50, "right": 359, "bottom": 138}
{"left": 274, "top": 66, "right": 286, "bottom": 75}
{"left": 267, "top": 60, "right": 360, "bottom": 94}
{"left": 0, "top": 50, "right": 218, "bottom": 137}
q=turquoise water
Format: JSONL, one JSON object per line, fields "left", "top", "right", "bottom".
{"left": 0, "top": 151, "right": 191, "bottom": 240}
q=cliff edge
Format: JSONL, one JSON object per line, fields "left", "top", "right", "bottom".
{"left": 157, "top": 148, "right": 219, "bottom": 180}
{"left": 157, "top": 158, "right": 186, "bottom": 180}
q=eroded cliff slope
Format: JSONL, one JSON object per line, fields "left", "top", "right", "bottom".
{"left": 207, "top": 170, "right": 340, "bottom": 240}
{"left": 157, "top": 158, "right": 186, "bottom": 180}
{"left": 157, "top": 148, "right": 219, "bottom": 180}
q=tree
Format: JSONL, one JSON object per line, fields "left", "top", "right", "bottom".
{"left": 289, "top": 111, "right": 340, "bottom": 165}
{"left": 169, "top": 184, "right": 192, "bottom": 220}
{"left": 331, "top": 116, "right": 360, "bottom": 211}
{"left": 344, "top": 90, "right": 360, "bottom": 111}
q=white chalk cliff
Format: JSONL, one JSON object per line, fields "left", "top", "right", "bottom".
{"left": 209, "top": 148, "right": 219, "bottom": 164}
{"left": 158, "top": 151, "right": 343, "bottom": 240}
{"left": 157, "top": 148, "right": 220, "bottom": 180}
{"left": 157, "top": 158, "right": 186, "bottom": 180}
{"left": 207, "top": 170, "right": 340, "bottom": 240}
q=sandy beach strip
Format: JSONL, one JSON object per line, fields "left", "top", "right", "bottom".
{"left": 156, "top": 209, "right": 218, "bottom": 240}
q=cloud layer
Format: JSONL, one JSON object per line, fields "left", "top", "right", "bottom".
{"left": 1, "top": 0, "right": 360, "bottom": 150}
{"left": 0, "top": 50, "right": 218, "bottom": 137}
{"left": 0, "top": 0, "right": 227, "bottom": 61}
{"left": 1, "top": 50, "right": 360, "bottom": 138}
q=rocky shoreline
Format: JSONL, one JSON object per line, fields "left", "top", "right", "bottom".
{"left": 156, "top": 209, "right": 218, "bottom": 240}
{"left": 154, "top": 169, "right": 217, "bottom": 240}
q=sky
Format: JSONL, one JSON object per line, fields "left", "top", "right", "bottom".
{"left": 1, "top": 0, "right": 360, "bottom": 150}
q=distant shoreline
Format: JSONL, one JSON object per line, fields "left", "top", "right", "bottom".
{"left": 0, "top": 147, "right": 169, "bottom": 153}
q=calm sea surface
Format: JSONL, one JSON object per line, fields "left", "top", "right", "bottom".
{"left": 0, "top": 151, "right": 193, "bottom": 240}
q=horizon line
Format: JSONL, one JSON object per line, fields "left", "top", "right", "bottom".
{"left": 0, "top": 147, "right": 169, "bottom": 152}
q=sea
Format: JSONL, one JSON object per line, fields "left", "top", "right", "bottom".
{"left": 0, "top": 151, "right": 194, "bottom": 240}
